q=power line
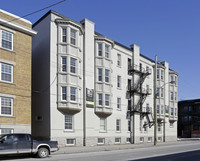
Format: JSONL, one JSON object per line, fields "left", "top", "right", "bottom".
{"left": 6, "top": 0, "right": 67, "bottom": 24}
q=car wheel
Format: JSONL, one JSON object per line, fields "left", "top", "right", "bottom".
{"left": 37, "top": 147, "right": 49, "bottom": 158}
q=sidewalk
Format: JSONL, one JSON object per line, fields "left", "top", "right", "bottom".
{"left": 54, "top": 140, "right": 199, "bottom": 155}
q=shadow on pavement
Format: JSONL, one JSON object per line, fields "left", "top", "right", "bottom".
{"left": 0, "top": 154, "right": 35, "bottom": 160}
{"left": 130, "top": 150, "right": 200, "bottom": 161}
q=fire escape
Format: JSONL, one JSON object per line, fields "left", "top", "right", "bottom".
{"left": 128, "top": 64, "right": 154, "bottom": 128}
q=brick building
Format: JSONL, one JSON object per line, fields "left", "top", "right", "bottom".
{"left": 178, "top": 99, "right": 200, "bottom": 138}
{"left": 0, "top": 9, "right": 36, "bottom": 134}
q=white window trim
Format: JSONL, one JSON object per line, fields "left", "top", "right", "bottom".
{"left": 97, "top": 138, "right": 105, "bottom": 145}
{"left": 99, "top": 118, "right": 106, "bottom": 132}
{"left": 0, "top": 63, "right": 13, "bottom": 83}
{"left": 0, "top": 128, "right": 14, "bottom": 134}
{"left": 61, "top": 86, "right": 67, "bottom": 101}
{"left": 66, "top": 138, "right": 76, "bottom": 146}
{"left": 115, "top": 138, "right": 121, "bottom": 144}
{"left": 64, "top": 114, "right": 74, "bottom": 131}
{"left": 116, "top": 119, "right": 121, "bottom": 132}
{"left": 0, "top": 29, "right": 13, "bottom": 51}
{"left": 0, "top": 97, "right": 13, "bottom": 116}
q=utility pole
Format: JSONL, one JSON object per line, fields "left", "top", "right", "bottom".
{"left": 154, "top": 55, "right": 157, "bottom": 146}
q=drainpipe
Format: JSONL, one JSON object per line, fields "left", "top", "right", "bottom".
{"left": 83, "top": 31, "right": 86, "bottom": 147}
{"left": 154, "top": 55, "right": 157, "bottom": 146}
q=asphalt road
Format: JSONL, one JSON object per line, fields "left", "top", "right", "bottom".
{"left": 1, "top": 142, "right": 200, "bottom": 161}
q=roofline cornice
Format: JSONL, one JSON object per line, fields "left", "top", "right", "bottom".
{"left": 0, "top": 17, "right": 37, "bottom": 36}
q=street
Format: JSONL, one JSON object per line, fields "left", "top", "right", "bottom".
{"left": 1, "top": 142, "right": 200, "bottom": 161}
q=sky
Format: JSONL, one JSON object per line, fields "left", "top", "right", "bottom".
{"left": 1, "top": 0, "right": 200, "bottom": 101}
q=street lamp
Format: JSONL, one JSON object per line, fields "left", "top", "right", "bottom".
{"left": 154, "top": 55, "right": 176, "bottom": 146}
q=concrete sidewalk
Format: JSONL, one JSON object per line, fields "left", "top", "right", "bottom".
{"left": 54, "top": 140, "right": 199, "bottom": 155}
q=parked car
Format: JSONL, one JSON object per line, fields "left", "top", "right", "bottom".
{"left": 0, "top": 133, "right": 59, "bottom": 158}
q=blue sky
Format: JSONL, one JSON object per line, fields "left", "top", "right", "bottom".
{"left": 1, "top": 0, "right": 200, "bottom": 101}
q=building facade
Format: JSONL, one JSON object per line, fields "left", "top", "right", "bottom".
{"left": 32, "top": 10, "right": 178, "bottom": 146}
{"left": 0, "top": 9, "right": 36, "bottom": 134}
{"left": 178, "top": 99, "right": 200, "bottom": 138}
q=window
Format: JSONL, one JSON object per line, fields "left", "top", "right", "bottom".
{"left": 70, "top": 58, "right": 76, "bottom": 73}
{"left": 66, "top": 139, "right": 75, "bottom": 145}
{"left": 105, "top": 94, "right": 110, "bottom": 106}
{"left": 62, "top": 28, "right": 67, "bottom": 43}
{"left": 158, "top": 137, "right": 162, "bottom": 142}
{"left": 97, "top": 138, "right": 105, "bottom": 144}
{"left": 100, "top": 118, "right": 106, "bottom": 131}
{"left": 70, "top": 87, "right": 76, "bottom": 101}
{"left": 171, "top": 108, "right": 174, "bottom": 116}
{"left": 171, "top": 75, "right": 174, "bottom": 82}
{"left": 98, "top": 43, "right": 102, "bottom": 56}
{"left": 157, "top": 69, "right": 160, "bottom": 79}
{"left": 128, "top": 120, "right": 131, "bottom": 132}
{"left": 175, "top": 92, "right": 177, "bottom": 101}
{"left": 170, "top": 91, "right": 174, "bottom": 101}
{"left": 140, "top": 137, "right": 144, "bottom": 142}
{"left": 161, "top": 70, "right": 164, "bottom": 80}
{"left": 128, "top": 100, "right": 131, "bottom": 111}
{"left": 98, "top": 93, "right": 103, "bottom": 105}
{"left": 105, "top": 69, "right": 110, "bottom": 83}
{"left": 175, "top": 76, "right": 177, "bottom": 85}
{"left": 158, "top": 123, "right": 161, "bottom": 132}
{"left": 117, "top": 98, "right": 121, "bottom": 110}
{"left": 65, "top": 115, "right": 73, "bottom": 130}
{"left": 170, "top": 122, "right": 174, "bottom": 128}
{"left": 0, "top": 128, "right": 13, "bottom": 134}
{"left": 115, "top": 138, "right": 121, "bottom": 143}
{"left": 105, "top": 44, "right": 110, "bottom": 58}
{"left": 61, "top": 57, "right": 67, "bottom": 72}
{"left": 128, "top": 58, "right": 131, "bottom": 75}
{"left": 70, "top": 29, "right": 76, "bottom": 45}
{"left": 117, "top": 54, "right": 121, "bottom": 66}
{"left": 126, "top": 138, "right": 130, "bottom": 143}
{"left": 175, "top": 108, "right": 177, "bottom": 116}
{"left": 1, "top": 63, "right": 13, "bottom": 83}
{"left": 161, "top": 105, "right": 164, "bottom": 114}
{"left": 156, "top": 88, "right": 160, "bottom": 97}
{"left": 148, "top": 137, "right": 152, "bottom": 142}
{"left": 98, "top": 68, "right": 102, "bottom": 81}
{"left": 116, "top": 119, "right": 121, "bottom": 132}
{"left": 1, "top": 30, "right": 13, "bottom": 50}
{"left": 146, "top": 66, "right": 149, "bottom": 73}
{"left": 161, "top": 88, "right": 164, "bottom": 97}
{"left": 157, "top": 105, "right": 160, "bottom": 114}
{"left": 117, "top": 75, "right": 121, "bottom": 88}
{"left": 144, "top": 122, "right": 147, "bottom": 132}
{"left": 61, "top": 86, "right": 67, "bottom": 100}
{"left": 0, "top": 97, "right": 12, "bottom": 116}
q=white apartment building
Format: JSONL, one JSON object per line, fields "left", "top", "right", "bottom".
{"left": 32, "top": 10, "right": 178, "bottom": 146}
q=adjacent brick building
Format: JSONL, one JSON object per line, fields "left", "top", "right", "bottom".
{"left": 178, "top": 99, "right": 200, "bottom": 138}
{"left": 0, "top": 9, "right": 36, "bottom": 134}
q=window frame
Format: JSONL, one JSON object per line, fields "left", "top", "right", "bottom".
{"left": 105, "top": 94, "right": 110, "bottom": 106}
{"left": 61, "top": 57, "right": 67, "bottom": 72}
{"left": 117, "top": 75, "right": 121, "bottom": 88}
{"left": 105, "top": 44, "right": 110, "bottom": 59}
{"left": 98, "top": 43, "right": 102, "bottom": 56}
{"left": 100, "top": 118, "right": 106, "bottom": 132}
{"left": 1, "top": 30, "right": 13, "bottom": 51}
{"left": 0, "top": 97, "right": 13, "bottom": 116}
{"left": 65, "top": 114, "right": 73, "bottom": 130}
{"left": 70, "top": 29, "right": 76, "bottom": 45}
{"left": 105, "top": 69, "right": 110, "bottom": 83}
{"left": 98, "top": 68, "right": 103, "bottom": 82}
{"left": 116, "top": 119, "right": 121, "bottom": 132}
{"left": 0, "top": 63, "right": 13, "bottom": 83}
{"left": 70, "top": 57, "right": 76, "bottom": 74}
{"left": 70, "top": 87, "right": 77, "bottom": 101}
{"left": 98, "top": 93, "right": 103, "bottom": 106}
{"left": 117, "top": 53, "right": 121, "bottom": 67}
{"left": 117, "top": 97, "right": 121, "bottom": 110}
{"left": 61, "top": 86, "right": 67, "bottom": 101}
{"left": 62, "top": 28, "right": 67, "bottom": 43}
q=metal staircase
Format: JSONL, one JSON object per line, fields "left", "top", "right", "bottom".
{"left": 128, "top": 64, "right": 153, "bottom": 128}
